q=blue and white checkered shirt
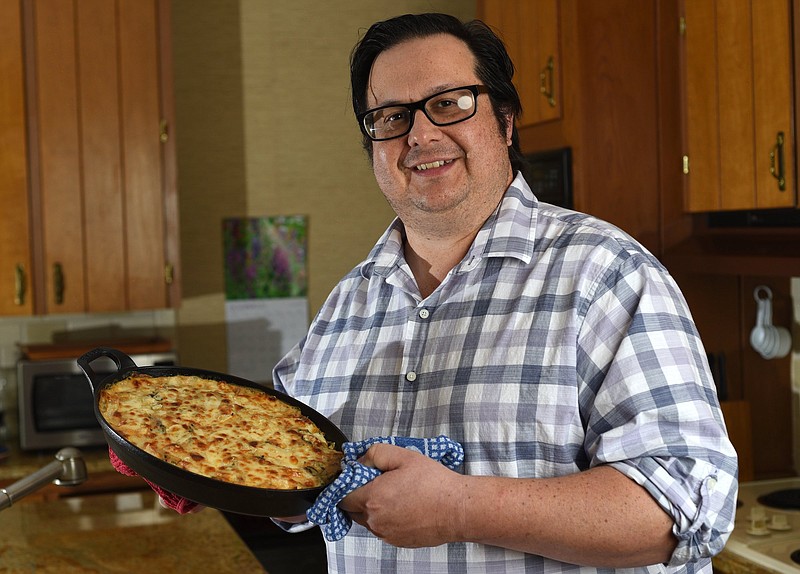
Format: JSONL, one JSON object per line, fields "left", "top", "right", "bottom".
{"left": 273, "top": 173, "right": 738, "bottom": 574}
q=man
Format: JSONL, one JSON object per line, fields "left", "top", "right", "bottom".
{"left": 272, "top": 12, "right": 738, "bottom": 573}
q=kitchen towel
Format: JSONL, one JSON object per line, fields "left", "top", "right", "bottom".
{"left": 306, "top": 435, "right": 465, "bottom": 542}
{"left": 108, "top": 448, "right": 202, "bottom": 514}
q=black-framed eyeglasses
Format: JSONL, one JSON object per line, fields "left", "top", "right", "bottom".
{"left": 358, "top": 84, "right": 489, "bottom": 142}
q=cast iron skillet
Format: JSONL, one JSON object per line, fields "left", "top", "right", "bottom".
{"left": 77, "top": 347, "right": 347, "bottom": 517}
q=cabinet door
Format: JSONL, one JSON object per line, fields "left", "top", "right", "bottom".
{"left": 30, "top": 0, "right": 86, "bottom": 313}
{"left": 0, "top": 0, "right": 33, "bottom": 315}
{"left": 682, "top": 0, "right": 795, "bottom": 212}
{"left": 477, "top": 0, "right": 561, "bottom": 127}
{"left": 118, "top": 0, "right": 169, "bottom": 310}
{"left": 751, "top": 2, "right": 794, "bottom": 209}
{"left": 26, "top": 0, "right": 174, "bottom": 314}
{"left": 77, "top": 0, "right": 127, "bottom": 312}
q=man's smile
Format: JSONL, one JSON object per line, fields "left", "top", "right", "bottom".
{"left": 415, "top": 159, "right": 453, "bottom": 171}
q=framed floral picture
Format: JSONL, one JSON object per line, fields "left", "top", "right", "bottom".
{"left": 222, "top": 215, "right": 308, "bottom": 300}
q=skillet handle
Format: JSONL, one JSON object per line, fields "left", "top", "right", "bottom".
{"left": 77, "top": 347, "right": 137, "bottom": 392}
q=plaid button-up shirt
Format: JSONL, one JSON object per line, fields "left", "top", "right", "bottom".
{"left": 274, "top": 173, "right": 738, "bottom": 573}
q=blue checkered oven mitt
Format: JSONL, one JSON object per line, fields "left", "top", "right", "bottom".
{"left": 306, "top": 435, "right": 464, "bottom": 541}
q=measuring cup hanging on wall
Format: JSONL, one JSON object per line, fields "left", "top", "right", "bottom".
{"left": 749, "top": 285, "right": 792, "bottom": 360}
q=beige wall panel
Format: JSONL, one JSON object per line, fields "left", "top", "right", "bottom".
{"left": 173, "top": 1, "right": 475, "bottom": 371}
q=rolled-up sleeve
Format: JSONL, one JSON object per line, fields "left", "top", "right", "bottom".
{"left": 610, "top": 456, "right": 737, "bottom": 564}
{"left": 580, "top": 254, "right": 738, "bottom": 565}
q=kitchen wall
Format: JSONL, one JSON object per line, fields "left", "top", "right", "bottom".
{"left": 171, "top": 0, "right": 476, "bottom": 373}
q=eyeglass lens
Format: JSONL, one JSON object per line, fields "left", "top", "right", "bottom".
{"left": 363, "top": 86, "right": 478, "bottom": 141}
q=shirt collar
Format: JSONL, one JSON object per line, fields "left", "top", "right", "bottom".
{"left": 361, "top": 171, "right": 537, "bottom": 279}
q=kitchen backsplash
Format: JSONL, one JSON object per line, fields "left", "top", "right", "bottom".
{"left": 0, "top": 309, "right": 176, "bottom": 368}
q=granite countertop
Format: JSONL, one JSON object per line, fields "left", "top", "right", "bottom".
{"left": 0, "top": 490, "right": 266, "bottom": 573}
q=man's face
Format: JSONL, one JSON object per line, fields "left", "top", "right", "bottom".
{"left": 365, "top": 34, "right": 514, "bottom": 236}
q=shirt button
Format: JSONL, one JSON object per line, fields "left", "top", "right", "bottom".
{"left": 418, "top": 308, "right": 430, "bottom": 319}
{"left": 405, "top": 371, "right": 417, "bottom": 382}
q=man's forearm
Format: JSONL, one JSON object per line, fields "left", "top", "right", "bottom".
{"left": 455, "top": 466, "right": 676, "bottom": 567}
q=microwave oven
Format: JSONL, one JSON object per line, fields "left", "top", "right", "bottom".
{"left": 17, "top": 351, "right": 177, "bottom": 450}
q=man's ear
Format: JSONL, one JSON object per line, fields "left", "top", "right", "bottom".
{"left": 504, "top": 114, "right": 514, "bottom": 146}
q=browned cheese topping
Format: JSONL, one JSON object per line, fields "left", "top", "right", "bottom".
{"left": 98, "top": 375, "right": 342, "bottom": 490}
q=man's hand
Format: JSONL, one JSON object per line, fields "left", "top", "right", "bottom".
{"left": 339, "top": 443, "right": 467, "bottom": 547}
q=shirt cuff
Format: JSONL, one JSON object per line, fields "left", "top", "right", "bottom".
{"left": 608, "top": 458, "right": 736, "bottom": 565}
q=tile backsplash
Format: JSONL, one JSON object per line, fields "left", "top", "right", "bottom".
{"left": 0, "top": 309, "right": 176, "bottom": 368}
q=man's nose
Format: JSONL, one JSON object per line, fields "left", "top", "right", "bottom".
{"left": 407, "top": 109, "right": 442, "bottom": 145}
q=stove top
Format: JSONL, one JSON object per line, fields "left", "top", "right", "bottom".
{"left": 727, "top": 478, "right": 800, "bottom": 572}
{"left": 759, "top": 488, "right": 800, "bottom": 511}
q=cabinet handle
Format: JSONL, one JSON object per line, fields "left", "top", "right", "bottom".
{"left": 539, "top": 56, "right": 556, "bottom": 107}
{"left": 14, "top": 264, "right": 26, "bottom": 306}
{"left": 769, "top": 131, "right": 786, "bottom": 191}
{"left": 53, "top": 262, "right": 64, "bottom": 305}
{"left": 159, "top": 119, "right": 169, "bottom": 143}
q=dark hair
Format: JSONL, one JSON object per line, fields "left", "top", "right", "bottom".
{"left": 350, "top": 13, "right": 525, "bottom": 173}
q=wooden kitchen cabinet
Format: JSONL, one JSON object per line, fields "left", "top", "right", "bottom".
{"left": 0, "top": 0, "right": 180, "bottom": 315}
{"left": 477, "top": 1, "right": 798, "bottom": 481}
{"left": 477, "top": 0, "right": 561, "bottom": 128}
{"left": 680, "top": 0, "right": 796, "bottom": 212}
{"left": 483, "top": 0, "right": 678, "bottom": 256}
{"left": 0, "top": 0, "right": 33, "bottom": 316}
